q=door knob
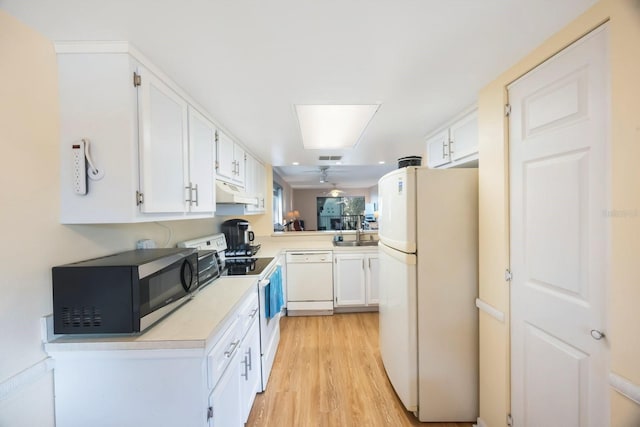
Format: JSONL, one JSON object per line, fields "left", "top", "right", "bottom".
{"left": 590, "top": 329, "right": 606, "bottom": 340}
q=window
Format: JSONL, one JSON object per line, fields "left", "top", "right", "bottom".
{"left": 273, "top": 183, "right": 284, "bottom": 231}
{"left": 316, "top": 196, "right": 365, "bottom": 231}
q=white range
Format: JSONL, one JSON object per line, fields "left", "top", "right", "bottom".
{"left": 178, "top": 233, "right": 283, "bottom": 392}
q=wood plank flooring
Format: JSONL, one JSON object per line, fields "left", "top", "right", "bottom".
{"left": 246, "top": 313, "right": 473, "bottom": 427}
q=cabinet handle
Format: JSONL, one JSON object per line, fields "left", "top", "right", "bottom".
{"left": 185, "top": 182, "right": 193, "bottom": 205}
{"left": 193, "top": 183, "right": 199, "bottom": 207}
{"left": 368, "top": 258, "right": 371, "bottom": 269}
{"left": 249, "top": 307, "right": 258, "bottom": 319}
{"left": 246, "top": 347, "right": 253, "bottom": 370}
{"left": 224, "top": 339, "right": 240, "bottom": 358}
{"left": 449, "top": 139, "right": 455, "bottom": 156}
{"left": 241, "top": 355, "right": 249, "bottom": 380}
{"left": 442, "top": 140, "right": 447, "bottom": 158}
{"left": 362, "top": 259, "right": 365, "bottom": 270}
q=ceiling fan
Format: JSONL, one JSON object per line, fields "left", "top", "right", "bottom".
{"left": 324, "top": 183, "right": 345, "bottom": 197}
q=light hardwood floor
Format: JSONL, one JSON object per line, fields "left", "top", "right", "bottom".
{"left": 246, "top": 313, "right": 474, "bottom": 427}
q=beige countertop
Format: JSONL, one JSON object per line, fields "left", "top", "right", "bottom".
{"left": 45, "top": 234, "right": 378, "bottom": 353}
{"left": 45, "top": 276, "right": 257, "bottom": 352}
{"left": 255, "top": 231, "right": 379, "bottom": 257}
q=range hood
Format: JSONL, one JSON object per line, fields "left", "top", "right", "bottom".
{"left": 216, "top": 180, "right": 258, "bottom": 205}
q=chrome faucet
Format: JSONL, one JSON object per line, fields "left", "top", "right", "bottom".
{"left": 355, "top": 215, "right": 365, "bottom": 243}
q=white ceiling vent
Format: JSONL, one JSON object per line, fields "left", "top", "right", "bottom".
{"left": 318, "top": 155, "right": 343, "bottom": 161}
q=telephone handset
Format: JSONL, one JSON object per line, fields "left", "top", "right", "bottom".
{"left": 71, "top": 138, "right": 104, "bottom": 195}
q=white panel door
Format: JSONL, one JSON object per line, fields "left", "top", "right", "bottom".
{"left": 137, "top": 66, "right": 188, "bottom": 213}
{"left": 187, "top": 107, "right": 215, "bottom": 213}
{"left": 509, "top": 25, "right": 609, "bottom": 427}
{"left": 378, "top": 167, "right": 416, "bottom": 253}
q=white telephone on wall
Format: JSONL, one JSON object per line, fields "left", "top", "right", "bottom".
{"left": 71, "top": 138, "right": 104, "bottom": 195}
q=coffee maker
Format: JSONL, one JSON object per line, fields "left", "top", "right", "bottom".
{"left": 221, "top": 219, "right": 260, "bottom": 256}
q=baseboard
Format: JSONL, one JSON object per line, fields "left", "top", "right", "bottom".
{"left": 0, "top": 358, "right": 54, "bottom": 401}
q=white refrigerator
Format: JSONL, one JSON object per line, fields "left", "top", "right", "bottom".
{"left": 377, "top": 166, "right": 478, "bottom": 422}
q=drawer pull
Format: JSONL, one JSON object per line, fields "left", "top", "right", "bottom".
{"left": 249, "top": 308, "right": 259, "bottom": 319}
{"left": 224, "top": 339, "right": 240, "bottom": 358}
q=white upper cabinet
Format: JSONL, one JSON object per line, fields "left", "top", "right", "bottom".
{"left": 216, "top": 130, "right": 236, "bottom": 183}
{"left": 426, "top": 108, "right": 478, "bottom": 169}
{"left": 137, "top": 65, "right": 189, "bottom": 214}
{"left": 55, "top": 42, "right": 220, "bottom": 223}
{"left": 216, "top": 131, "right": 246, "bottom": 187}
{"left": 245, "top": 154, "right": 266, "bottom": 214}
{"left": 187, "top": 107, "right": 216, "bottom": 213}
{"left": 426, "top": 129, "right": 450, "bottom": 168}
{"left": 449, "top": 109, "right": 478, "bottom": 163}
{"left": 233, "top": 144, "right": 246, "bottom": 187}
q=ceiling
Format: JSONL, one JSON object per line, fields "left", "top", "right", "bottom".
{"left": 1, "top": 0, "right": 597, "bottom": 189}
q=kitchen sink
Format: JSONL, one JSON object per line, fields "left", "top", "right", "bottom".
{"left": 333, "top": 240, "right": 379, "bottom": 247}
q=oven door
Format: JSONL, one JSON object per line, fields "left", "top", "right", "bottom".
{"left": 257, "top": 263, "right": 283, "bottom": 391}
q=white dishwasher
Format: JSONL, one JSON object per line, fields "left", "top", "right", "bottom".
{"left": 286, "top": 251, "right": 334, "bottom": 316}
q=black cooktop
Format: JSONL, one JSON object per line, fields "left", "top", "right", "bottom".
{"left": 221, "top": 257, "right": 273, "bottom": 276}
{"left": 224, "top": 244, "right": 261, "bottom": 258}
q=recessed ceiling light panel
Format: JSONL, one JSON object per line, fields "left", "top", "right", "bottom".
{"left": 295, "top": 104, "right": 380, "bottom": 150}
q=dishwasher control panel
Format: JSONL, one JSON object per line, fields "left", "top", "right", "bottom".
{"left": 286, "top": 251, "right": 332, "bottom": 263}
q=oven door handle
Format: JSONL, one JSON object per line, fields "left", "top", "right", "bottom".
{"left": 259, "top": 278, "right": 270, "bottom": 289}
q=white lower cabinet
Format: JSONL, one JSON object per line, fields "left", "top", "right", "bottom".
{"left": 365, "top": 253, "right": 380, "bottom": 305}
{"left": 334, "top": 251, "right": 379, "bottom": 309}
{"left": 239, "top": 318, "right": 261, "bottom": 422}
{"left": 48, "top": 286, "right": 260, "bottom": 427}
{"left": 209, "top": 340, "right": 242, "bottom": 427}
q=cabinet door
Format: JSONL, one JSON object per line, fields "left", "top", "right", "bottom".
{"left": 240, "top": 319, "right": 261, "bottom": 423}
{"left": 187, "top": 107, "right": 215, "bottom": 213}
{"left": 216, "top": 131, "right": 235, "bottom": 183}
{"left": 254, "top": 159, "right": 266, "bottom": 211}
{"left": 449, "top": 109, "right": 478, "bottom": 162}
{"left": 244, "top": 155, "right": 265, "bottom": 213}
{"left": 426, "top": 129, "right": 450, "bottom": 168}
{"left": 366, "top": 254, "right": 380, "bottom": 305}
{"left": 334, "top": 254, "right": 366, "bottom": 306}
{"left": 232, "top": 144, "right": 246, "bottom": 187}
{"left": 137, "top": 65, "right": 189, "bottom": 213}
{"left": 209, "top": 349, "right": 242, "bottom": 427}
{"left": 244, "top": 154, "right": 258, "bottom": 213}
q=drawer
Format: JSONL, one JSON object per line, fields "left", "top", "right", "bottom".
{"left": 207, "top": 318, "right": 241, "bottom": 390}
{"left": 237, "top": 290, "right": 259, "bottom": 338}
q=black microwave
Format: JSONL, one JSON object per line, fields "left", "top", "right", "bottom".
{"left": 52, "top": 248, "right": 198, "bottom": 334}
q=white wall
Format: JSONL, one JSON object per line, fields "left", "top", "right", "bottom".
{"left": 0, "top": 11, "right": 226, "bottom": 426}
